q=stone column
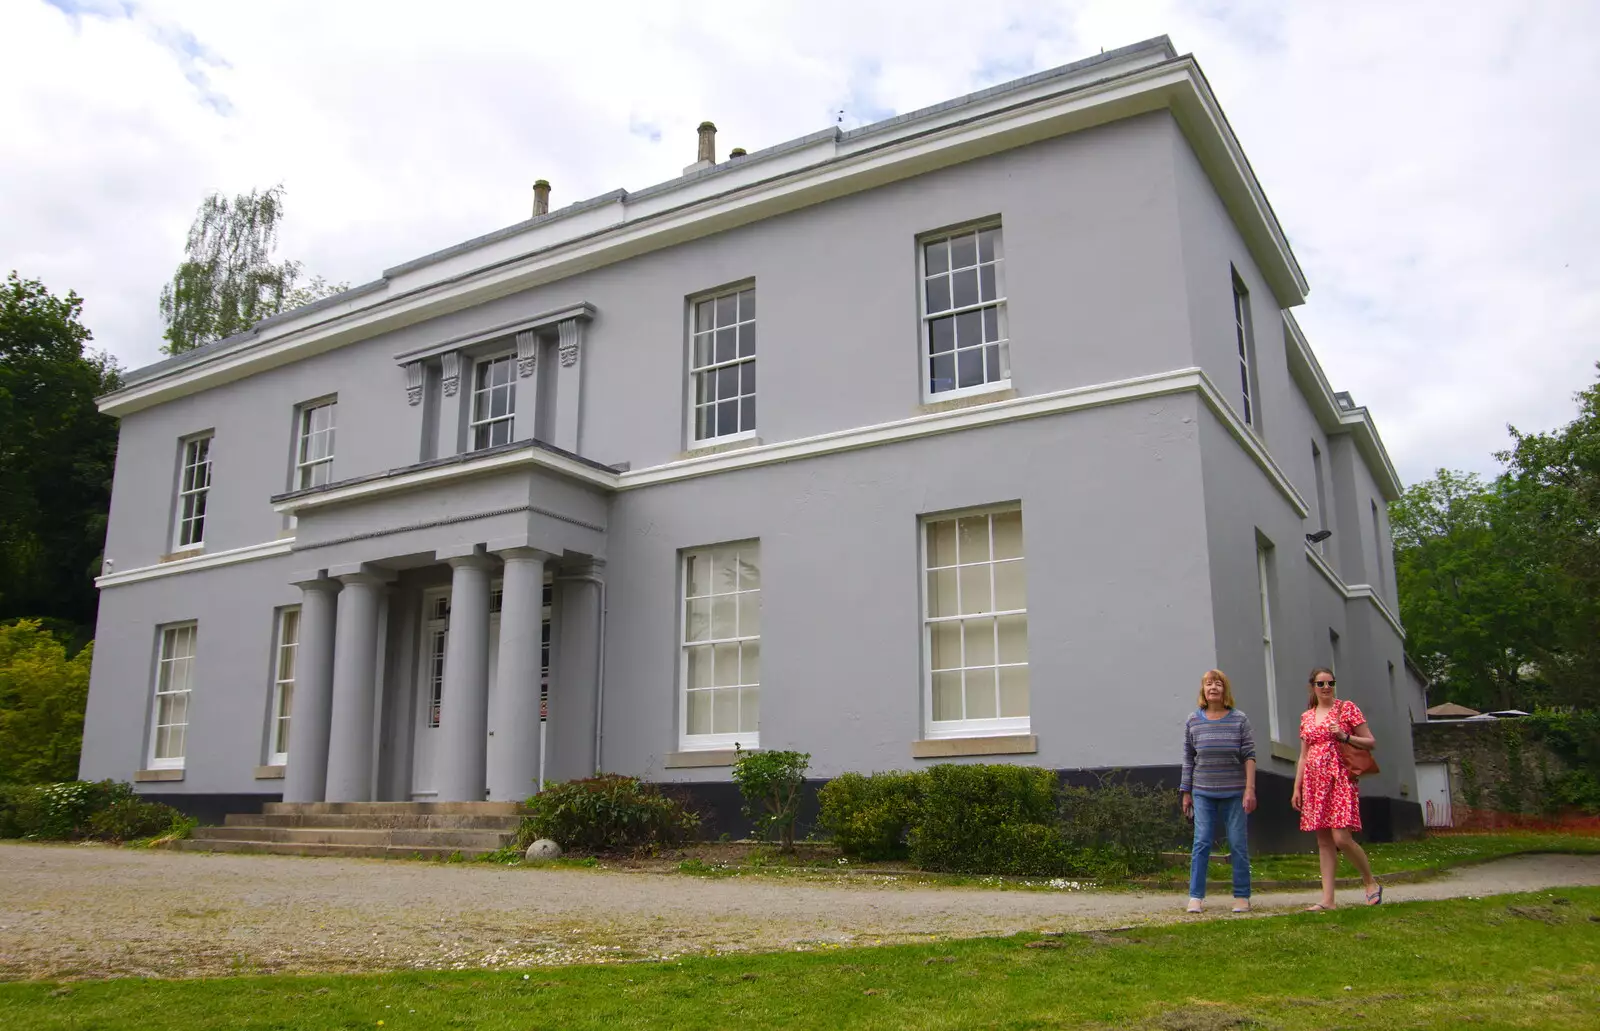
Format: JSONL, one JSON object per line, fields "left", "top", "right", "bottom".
{"left": 546, "top": 560, "right": 603, "bottom": 783}
{"left": 281, "top": 577, "right": 340, "bottom": 803}
{"left": 436, "top": 551, "right": 494, "bottom": 802}
{"left": 324, "top": 567, "right": 391, "bottom": 802}
{"left": 487, "top": 548, "right": 547, "bottom": 802}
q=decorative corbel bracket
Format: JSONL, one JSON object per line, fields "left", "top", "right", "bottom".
{"left": 558, "top": 318, "right": 582, "bottom": 368}
{"left": 441, "top": 351, "right": 461, "bottom": 397}
{"left": 404, "top": 361, "right": 424, "bottom": 406}
{"left": 516, "top": 329, "right": 538, "bottom": 378}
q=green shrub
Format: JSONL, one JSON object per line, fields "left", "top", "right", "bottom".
{"left": 88, "top": 796, "right": 186, "bottom": 842}
{"left": 908, "top": 763, "right": 1070, "bottom": 875}
{"left": 522, "top": 774, "right": 700, "bottom": 854}
{"left": 0, "top": 621, "right": 92, "bottom": 785}
{"left": 817, "top": 771, "right": 924, "bottom": 861}
{"left": 730, "top": 747, "right": 810, "bottom": 850}
{"left": 1058, "top": 772, "right": 1189, "bottom": 876}
{"left": 0, "top": 779, "right": 186, "bottom": 842}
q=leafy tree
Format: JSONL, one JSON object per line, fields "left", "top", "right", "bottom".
{"left": 1499, "top": 365, "right": 1600, "bottom": 708}
{"left": 0, "top": 273, "right": 120, "bottom": 639}
{"left": 0, "top": 620, "right": 93, "bottom": 784}
{"left": 158, "top": 184, "right": 346, "bottom": 355}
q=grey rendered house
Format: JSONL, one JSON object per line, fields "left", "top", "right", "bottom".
{"left": 81, "top": 37, "right": 1422, "bottom": 845}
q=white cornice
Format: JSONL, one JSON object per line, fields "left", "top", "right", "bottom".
{"left": 1305, "top": 543, "right": 1406, "bottom": 639}
{"left": 95, "top": 538, "right": 293, "bottom": 589}
{"left": 1282, "top": 312, "right": 1403, "bottom": 500}
{"left": 98, "top": 51, "right": 1304, "bottom": 418}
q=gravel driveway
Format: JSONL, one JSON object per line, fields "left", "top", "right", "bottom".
{"left": 2, "top": 843, "right": 1597, "bottom": 981}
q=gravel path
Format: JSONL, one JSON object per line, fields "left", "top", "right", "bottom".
{"left": 2, "top": 843, "right": 1597, "bottom": 981}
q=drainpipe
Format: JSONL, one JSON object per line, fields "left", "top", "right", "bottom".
{"left": 555, "top": 571, "right": 608, "bottom": 774}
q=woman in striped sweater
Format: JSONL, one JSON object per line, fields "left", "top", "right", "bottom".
{"left": 1180, "top": 669, "right": 1257, "bottom": 913}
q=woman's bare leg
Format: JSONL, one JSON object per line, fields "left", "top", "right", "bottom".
{"left": 1332, "top": 828, "right": 1377, "bottom": 894}
{"left": 1316, "top": 829, "right": 1339, "bottom": 908}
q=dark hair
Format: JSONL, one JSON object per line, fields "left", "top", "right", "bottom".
{"left": 1306, "top": 667, "right": 1335, "bottom": 710}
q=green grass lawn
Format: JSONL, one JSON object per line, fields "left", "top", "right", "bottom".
{"left": 1222, "top": 831, "right": 1600, "bottom": 885}
{"left": 4, "top": 888, "right": 1598, "bottom": 1030}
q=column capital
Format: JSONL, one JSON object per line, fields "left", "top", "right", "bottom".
{"left": 495, "top": 546, "right": 553, "bottom": 564}
{"left": 438, "top": 543, "right": 497, "bottom": 570}
{"left": 327, "top": 562, "right": 396, "bottom": 586}
{"left": 289, "top": 570, "right": 342, "bottom": 593}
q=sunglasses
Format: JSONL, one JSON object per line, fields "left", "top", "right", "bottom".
{"left": 1312, "top": 678, "right": 1336, "bottom": 687}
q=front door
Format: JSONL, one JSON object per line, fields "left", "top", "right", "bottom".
{"left": 411, "top": 581, "right": 549, "bottom": 800}
{"left": 1416, "top": 762, "right": 1453, "bottom": 828}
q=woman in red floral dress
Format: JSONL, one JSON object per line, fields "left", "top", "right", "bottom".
{"left": 1292, "top": 667, "right": 1382, "bottom": 910}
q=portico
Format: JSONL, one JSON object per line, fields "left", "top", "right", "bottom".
{"left": 273, "top": 442, "right": 614, "bottom": 804}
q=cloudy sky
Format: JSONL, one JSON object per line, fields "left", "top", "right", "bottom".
{"left": 2, "top": 0, "right": 1595, "bottom": 484}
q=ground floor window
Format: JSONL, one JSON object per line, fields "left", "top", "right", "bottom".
{"left": 680, "top": 541, "right": 761, "bottom": 749}
{"left": 150, "top": 622, "right": 197, "bottom": 768}
{"left": 268, "top": 607, "right": 298, "bottom": 765}
{"left": 923, "top": 506, "right": 1029, "bottom": 737}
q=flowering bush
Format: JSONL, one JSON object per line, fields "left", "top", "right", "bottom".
{"left": 0, "top": 779, "right": 186, "bottom": 841}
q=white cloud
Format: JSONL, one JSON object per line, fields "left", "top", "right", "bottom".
{"left": 2, "top": 0, "right": 1595, "bottom": 483}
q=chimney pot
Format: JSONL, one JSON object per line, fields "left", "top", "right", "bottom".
{"left": 729, "top": 147, "right": 747, "bottom": 158}
{"left": 696, "top": 121, "right": 717, "bottom": 164}
{"left": 532, "top": 179, "right": 551, "bottom": 217}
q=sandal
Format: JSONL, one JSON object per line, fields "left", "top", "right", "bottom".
{"left": 1304, "top": 903, "right": 1334, "bottom": 912}
{"left": 1185, "top": 898, "right": 1203, "bottom": 914}
{"left": 1365, "top": 884, "right": 1383, "bottom": 906}
{"left": 1231, "top": 899, "right": 1251, "bottom": 913}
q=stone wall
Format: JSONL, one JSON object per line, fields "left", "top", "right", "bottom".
{"left": 1412, "top": 720, "right": 1567, "bottom": 816}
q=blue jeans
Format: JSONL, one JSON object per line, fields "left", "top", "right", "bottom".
{"left": 1189, "top": 792, "right": 1250, "bottom": 899}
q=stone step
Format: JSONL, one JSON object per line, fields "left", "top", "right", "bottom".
{"left": 263, "top": 801, "right": 525, "bottom": 817}
{"left": 169, "top": 838, "right": 500, "bottom": 860}
{"left": 191, "top": 826, "right": 513, "bottom": 849}
{"left": 227, "top": 812, "right": 524, "bottom": 831}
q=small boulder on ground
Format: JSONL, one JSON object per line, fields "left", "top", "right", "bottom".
{"left": 526, "top": 839, "right": 562, "bottom": 861}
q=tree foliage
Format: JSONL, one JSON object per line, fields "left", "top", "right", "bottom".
{"left": 1392, "top": 366, "right": 1600, "bottom": 711}
{"left": 0, "top": 273, "right": 120, "bottom": 638}
{"left": 0, "top": 620, "right": 93, "bottom": 784}
{"left": 158, "top": 184, "right": 346, "bottom": 355}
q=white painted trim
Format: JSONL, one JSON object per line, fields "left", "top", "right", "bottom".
{"left": 1305, "top": 543, "right": 1406, "bottom": 639}
{"left": 1185, "top": 370, "right": 1311, "bottom": 518}
{"left": 97, "top": 538, "right": 294, "bottom": 589}
{"left": 98, "top": 56, "right": 1304, "bottom": 418}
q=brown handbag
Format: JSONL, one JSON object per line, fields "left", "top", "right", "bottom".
{"left": 1339, "top": 741, "right": 1379, "bottom": 778}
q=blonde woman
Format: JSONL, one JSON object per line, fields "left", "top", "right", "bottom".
{"left": 1292, "top": 667, "right": 1382, "bottom": 910}
{"left": 1180, "top": 669, "right": 1257, "bottom": 913}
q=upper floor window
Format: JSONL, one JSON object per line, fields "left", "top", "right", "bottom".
{"left": 268, "top": 607, "right": 298, "bottom": 765}
{"left": 470, "top": 353, "right": 516, "bottom": 450}
{"left": 923, "top": 507, "right": 1028, "bottom": 737}
{"left": 922, "top": 225, "right": 1007, "bottom": 399}
{"left": 1232, "top": 270, "right": 1256, "bottom": 427}
{"left": 680, "top": 541, "right": 761, "bottom": 748}
{"left": 1256, "top": 539, "right": 1281, "bottom": 742}
{"left": 690, "top": 286, "right": 756, "bottom": 443}
{"left": 295, "top": 399, "right": 336, "bottom": 489}
{"left": 150, "top": 622, "right": 196, "bottom": 768}
{"left": 173, "top": 435, "right": 212, "bottom": 550}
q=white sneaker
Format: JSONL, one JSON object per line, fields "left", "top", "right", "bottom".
{"left": 1231, "top": 899, "right": 1251, "bottom": 913}
{"left": 1185, "top": 898, "right": 1203, "bottom": 914}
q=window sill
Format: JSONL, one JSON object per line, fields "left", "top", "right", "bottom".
{"left": 254, "top": 765, "right": 286, "bottom": 780}
{"left": 133, "top": 768, "right": 185, "bottom": 782}
{"left": 664, "top": 749, "right": 747, "bottom": 768}
{"left": 161, "top": 548, "right": 204, "bottom": 563}
{"left": 911, "top": 734, "right": 1037, "bottom": 758}
{"left": 919, "top": 387, "right": 1017, "bottom": 415}
{"left": 680, "top": 435, "right": 761, "bottom": 460}
{"left": 1270, "top": 741, "right": 1299, "bottom": 761}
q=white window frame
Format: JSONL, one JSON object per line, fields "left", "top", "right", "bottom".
{"left": 268, "top": 607, "right": 299, "bottom": 765}
{"left": 294, "top": 398, "right": 337, "bottom": 490}
{"left": 1371, "top": 499, "right": 1387, "bottom": 596}
{"left": 1232, "top": 270, "right": 1256, "bottom": 428}
{"left": 919, "top": 223, "right": 1008, "bottom": 402}
{"left": 688, "top": 285, "right": 756, "bottom": 445}
{"left": 921, "top": 505, "right": 1029, "bottom": 738}
{"left": 149, "top": 622, "right": 197, "bottom": 769}
{"left": 1257, "top": 543, "right": 1281, "bottom": 742}
{"left": 421, "top": 589, "right": 450, "bottom": 729}
{"left": 678, "top": 541, "right": 761, "bottom": 750}
{"left": 469, "top": 352, "right": 517, "bottom": 451}
{"left": 172, "top": 434, "right": 212, "bottom": 551}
